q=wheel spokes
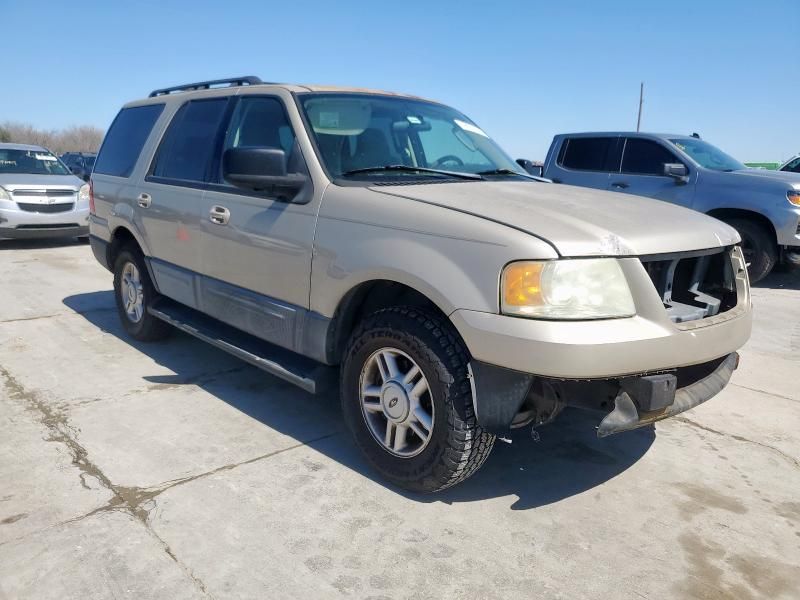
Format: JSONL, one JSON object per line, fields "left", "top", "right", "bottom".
{"left": 380, "top": 351, "right": 401, "bottom": 381}
{"left": 402, "top": 364, "right": 420, "bottom": 385}
{"left": 384, "top": 420, "right": 395, "bottom": 447}
{"left": 362, "top": 384, "right": 382, "bottom": 398}
{"left": 393, "top": 425, "right": 409, "bottom": 452}
{"left": 360, "top": 347, "right": 435, "bottom": 458}
{"left": 413, "top": 407, "right": 433, "bottom": 433}
{"left": 409, "top": 377, "right": 429, "bottom": 400}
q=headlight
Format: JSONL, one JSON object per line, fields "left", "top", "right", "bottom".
{"left": 501, "top": 258, "right": 636, "bottom": 319}
{"left": 78, "top": 184, "right": 90, "bottom": 203}
{"left": 0, "top": 186, "right": 10, "bottom": 202}
{"left": 788, "top": 190, "right": 800, "bottom": 206}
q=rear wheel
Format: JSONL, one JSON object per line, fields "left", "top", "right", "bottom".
{"left": 726, "top": 218, "right": 776, "bottom": 283}
{"left": 112, "top": 247, "right": 171, "bottom": 341}
{"left": 340, "top": 307, "right": 495, "bottom": 493}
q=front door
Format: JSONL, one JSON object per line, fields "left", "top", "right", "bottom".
{"left": 198, "top": 94, "right": 318, "bottom": 350}
{"left": 607, "top": 137, "right": 696, "bottom": 208}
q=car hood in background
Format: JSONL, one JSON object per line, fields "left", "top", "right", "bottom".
{"left": 732, "top": 168, "right": 800, "bottom": 186}
{"left": 372, "top": 181, "right": 739, "bottom": 257}
{"left": 0, "top": 174, "right": 84, "bottom": 190}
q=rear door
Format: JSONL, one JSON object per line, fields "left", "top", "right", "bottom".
{"left": 609, "top": 137, "right": 696, "bottom": 207}
{"left": 546, "top": 136, "right": 621, "bottom": 189}
{"left": 136, "top": 97, "right": 231, "bottom": 306}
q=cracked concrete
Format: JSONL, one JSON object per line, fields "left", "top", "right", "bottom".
{"left": 1, "top": 242, "right": 799, "bottom": 599}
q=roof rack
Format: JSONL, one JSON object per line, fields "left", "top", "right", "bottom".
{"left": 148, "top": 76, "right": 264, "bottom": 98}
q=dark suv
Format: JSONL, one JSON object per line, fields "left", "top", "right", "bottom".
{"left": 60, "top": 152, "right": 96, "bottom": 182}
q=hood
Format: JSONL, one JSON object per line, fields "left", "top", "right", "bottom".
{"left": 372, "top": 181, "right": 739, "bottom": 257}
{"left": 0, "top": 173, "right": 84, "bottom": 190}
{"left": 731, "top": 168, "right": 800, "bottom": 187}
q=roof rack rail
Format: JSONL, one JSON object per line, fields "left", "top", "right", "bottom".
{"left": 148, "top": 76, "right": 264, "bottom": 98}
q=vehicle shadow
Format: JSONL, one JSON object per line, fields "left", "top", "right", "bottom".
{"left": 63, "top": 290, "right": 654, "bottom": 511}
{"left": 0, "top": 238, "right": 88, "bottom": 251}
{"left": 753, "top": 268, "right": 800, "bottom": 291}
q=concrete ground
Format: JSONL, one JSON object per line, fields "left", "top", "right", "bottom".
{"left": 0, "top": 239, "right": 798, "bottom": 600}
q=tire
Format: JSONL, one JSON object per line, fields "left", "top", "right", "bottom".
{"left": 727, "top": 219, "right": 777, "bottom": 283}
{"left": 340, "top": 306, "right": 495, "bottom": 493}
{"left": 112, "top": 247, "right": 171, "bottom": 342}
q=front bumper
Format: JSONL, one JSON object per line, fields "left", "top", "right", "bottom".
{"left": 0, "top": 205, "right": 90, "bottom": 239}
{"left": 456, "top": 249, "right": 751, "bottom": 433}
{"left": 451, "top": 252, "right": 751, "bottom": 379}
{"left": 469, "top": 352, "right": 739, "bottom": 434}
{"left": 596, "top": 352, "right": 737, "bottom": 436}
{"left": 453, "top": 304, "right": 751, "bottom": 379}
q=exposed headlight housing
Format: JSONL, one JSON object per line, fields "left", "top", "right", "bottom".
{"left": 787, "top": 190, "right": 800, "bottom": 207}
{"left": 501, "top": 258, "right": 636, "bottom": 320}
{"left": 78, "top": 184, "right": 90, "bottom": 204}
{"left": 0, "top": 186, "right": 10, "bottom": 202}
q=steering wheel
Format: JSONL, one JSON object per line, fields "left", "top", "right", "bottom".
{"left": 432, "top": 155, "right": 464, "bottom": 168}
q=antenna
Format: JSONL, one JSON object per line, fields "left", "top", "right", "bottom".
{"left": 636, "top": 82, "right": 644, "bottom": 132}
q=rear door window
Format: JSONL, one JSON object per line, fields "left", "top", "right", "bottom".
{"left": 151, "top": 98, "right": 229, "bottom": 183}
{"left": 94, "top": 104, "right": 164, "bottom": 177}
{"left": 558, "top": 137, "right": 615, "bottom": 171}
{"left": 621, "top": 138, "right": 680, "bottom": 175}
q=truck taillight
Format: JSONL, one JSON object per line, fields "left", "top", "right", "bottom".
{"left": 89, "top": 180, "right": 95, "bottom": 215}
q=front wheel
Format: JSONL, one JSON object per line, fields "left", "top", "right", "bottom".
{"left": 727, "top": 219, "right": 777, "bottom": 283}
{"left": 340, "top": 307, "right": 495, "bottom": 493}
{"left": 113, "top": 247, "right": 171, "bottom": 342}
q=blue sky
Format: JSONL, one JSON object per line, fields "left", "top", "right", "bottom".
{"left": 2, "top": 0, "right": 797, "bottom": 162}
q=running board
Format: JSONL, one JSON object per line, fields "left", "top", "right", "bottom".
{"left": 148, "top": 299, "right": 335, "bottom": 394}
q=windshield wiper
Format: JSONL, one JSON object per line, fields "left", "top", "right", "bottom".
{"left": 341, "top": 165, "right": 483, "bottom": 181}
{"left": 477, "top": 168, "right": 550, "bottom": 182}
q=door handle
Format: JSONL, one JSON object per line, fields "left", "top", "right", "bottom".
{"left": 137, "top": 193, "right": 152, "bottom": 208}
{"left": 610, "top": 182, "right": 629, "bottom": 189}
{"left": 209, "top": 205, "right": 230, "bottom": 225}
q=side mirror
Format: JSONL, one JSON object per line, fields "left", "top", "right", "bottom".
{"left": 664, "top": 163, "right": 688, "bottom": 183}
{"left": 516, "top": 158, "right": 543, "bottom": 178}
{"left": 223, "top": 147, "right": 307, "bottom": 199}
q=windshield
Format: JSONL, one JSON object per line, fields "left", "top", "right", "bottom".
{"left": 0, "top": 149, "right": 71, "bottom": 175}
{"left": 299, "top": 93, "right": 525, "bottom": 180}
{"left": 668, "top": 138, "right": 746, "bottom": 172}
{"left": 782, "top": 157, "right": 800, "bottom": 173}
{"left": 84, "top": 156, "right": 96, "bottom": 168}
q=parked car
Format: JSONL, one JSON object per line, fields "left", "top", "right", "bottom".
{"left": 779, "top": 154, "right": 800, "bottom": 174}
{"left": 0, "top": 143, "right": 90, "bottom": 240}
{"left": 89, "top": 77, "right": 751, "bottom": 492}
{"left": 516, "top": 158, "right": 544, "bottom": 177}
{"left": 542, "top": 133, "right": 800, "bottom": 281}
{"left": 60, "top": 152, "right": 97, "bottom": 181}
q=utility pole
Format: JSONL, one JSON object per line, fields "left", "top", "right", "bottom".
{"left": 636, "top": 82, "right": 644, "bottom": 132}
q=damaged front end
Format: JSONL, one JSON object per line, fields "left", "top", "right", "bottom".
{"left": 469, "top": 352, "right": 739, "bottom": 437}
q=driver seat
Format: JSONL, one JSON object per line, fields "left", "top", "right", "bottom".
{"left": 343, "top": 128, "right": 395, "bottom": 172}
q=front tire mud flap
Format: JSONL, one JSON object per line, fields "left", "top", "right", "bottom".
{"left": 597, "top": 352, "right": 739, "bottom": 437}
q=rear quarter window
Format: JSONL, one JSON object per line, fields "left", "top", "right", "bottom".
{"left": 94, "top": 104, "right": 165, "bottom": 178}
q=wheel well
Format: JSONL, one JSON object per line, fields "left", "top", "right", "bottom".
{"left": 327, "top": 280, "right": 450, "bottom": 364}
{"left": 107, "top": 227, "right": 140, "bottom": 269}
{"left": 706, "top": 209, "right": 777, "bottom": 245}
